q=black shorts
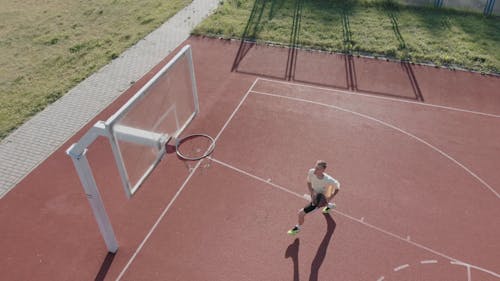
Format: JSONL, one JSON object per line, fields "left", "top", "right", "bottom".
{"left": 303, "top": 193, "right": 326, "bottom": 214}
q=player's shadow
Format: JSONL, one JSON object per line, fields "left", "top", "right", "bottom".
{"left": 309, "top": 214, "right": 336, "bottom": 281}
{"left": 285, "top": 238, "right": 300, "bottom": 281}
{"left": 284, "top": 214, "right": 336, "bottom": 281}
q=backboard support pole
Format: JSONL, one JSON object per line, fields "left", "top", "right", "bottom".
{"left": 65, "top": 44, "right": 197, "bottom": 253}
{"left": 66, "top": 122, "right": 119, "bottom": 253}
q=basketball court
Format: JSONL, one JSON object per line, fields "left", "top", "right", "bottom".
{"left": 1, "top": 36, "right": 499, "bottom": 281}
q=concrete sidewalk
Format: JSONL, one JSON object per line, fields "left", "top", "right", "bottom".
{"left": 0, "top": 0, "right": 220, "bottom": 198}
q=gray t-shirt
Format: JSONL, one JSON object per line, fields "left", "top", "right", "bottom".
{"left": 307, "top": 168, "right": 340, "bottom": 194}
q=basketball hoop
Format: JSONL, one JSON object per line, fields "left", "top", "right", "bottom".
{"left": 175, "top": 133, "right": 216, "bottom": 161}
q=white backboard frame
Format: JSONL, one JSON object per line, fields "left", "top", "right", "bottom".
{"left": 106, "top": 44, "right": 199, "bottom": 198}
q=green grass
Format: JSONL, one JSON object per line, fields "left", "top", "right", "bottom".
{"left": 1, "top": 0, "right": 498, "bottom": 141}
{"left": 0, "top": 0, "right": 192, "bottom": 140}
{"left": 193, "top": 0, "right": 500, "bottom": 73}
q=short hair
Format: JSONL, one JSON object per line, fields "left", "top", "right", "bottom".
{"left": 316, "top": 160, "right": 327, "bottom": 169}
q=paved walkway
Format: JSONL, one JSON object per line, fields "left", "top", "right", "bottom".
{"left": 0, "top": 0, "right": 220, "bottom": 198}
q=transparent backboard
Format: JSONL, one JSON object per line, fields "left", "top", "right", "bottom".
{"left": 106, "top": 45, "right": 198, "bottom": 197}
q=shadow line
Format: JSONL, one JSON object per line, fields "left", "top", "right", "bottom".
{"left": 385, "top": 1, "right": 406, "bottom": 51}
{"left": 349, "top": 55, "right": 424, "bottom": 101}
{"left": 231, "top": 0, "right": 424, "bottom": 102}
{"left": 341, "top": 0, "right": 352, "bottom": 54}
{"left": 345, "top": 54, "right": 357, "bottom": 91}
{"left": 94, "top": 252, "right": 116, "bottom": 281}
{"left": 384, "top": 1, "right": 424, "bottom": 101}
{"left": 341, "top": 0, "right": 357, "bottom": 91}
{"left": 232, "top": 0, "right": 268, "bottom": 72}
{"left": 401, "top": 61, "right": 424, "bottom": 101}
{"left": 286, "top": 0, "right": 304, "bottom": 80}
{"left": 233, "top": 68, "right": 290, "bottom": 81}
{"left": 309, "top": 214, "right": 336, "bottom": 281}
{"left": 233, "top": 0, "right": 303, "bottom": 80}
{"left": 293, "top": 77, "right": 350, "bottom": 91}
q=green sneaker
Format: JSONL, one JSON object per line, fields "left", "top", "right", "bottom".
{"left": 287, "top": 226, "right": 300, "bottom": 235}
{"left": 322, "top": 203, "right": 336, "bottom": 214}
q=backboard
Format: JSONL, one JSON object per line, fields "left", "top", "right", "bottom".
{"left": 106, "top": 45, "right": 198, "bottom": 197}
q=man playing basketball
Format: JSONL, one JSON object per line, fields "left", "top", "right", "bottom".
{"left": 288, "top": 160, "right": 340, "bottom": 235}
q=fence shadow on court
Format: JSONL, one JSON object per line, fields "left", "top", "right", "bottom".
{"left": 232, "top": 0, "right": 425, "bottom": 102}
{"left": 232, "top": 0, "right": 303, "bottom": 80}
{"left": 231, "top": 0, "right": 267, "bottom": 73}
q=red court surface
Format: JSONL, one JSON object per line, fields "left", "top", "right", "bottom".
{"left": 1, "top": 36, "right": 500, "bottom": 281}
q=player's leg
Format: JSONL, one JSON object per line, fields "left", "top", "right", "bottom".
{"left": 322, "top": 191, "right": 338, "bottom": 213}
{"left": 288, "top": 203, "right": 316, "bottom": 235}
{"left": 315, "top": 193, "right": 326, "bottom": 206}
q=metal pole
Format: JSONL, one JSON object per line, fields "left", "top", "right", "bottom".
{"left": 187, "top": 45, "right": 199, "bottom": 115}
{"left": 484, "top": 0, "right": 495, "bottom": 16}
{"left": 434, "top": 0, "right": 443, "bottom": 8}
{"left": 67, "top": 144, "right": 118, "bottom": 253}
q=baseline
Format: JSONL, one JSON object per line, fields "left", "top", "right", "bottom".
{"left": 256, "top": 78, "right": 500, "bottom": 118}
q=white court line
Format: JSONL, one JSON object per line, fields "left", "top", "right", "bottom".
{"left": 213, "top": 80, "right": 255, "bottom": 142}
{"left": 115, "top": 159, "right": 203, "bottom": 281}
{"left": 421, "top": 260, "right": 438, "bottom": 264}
{"left": 451, "top": 261, "right": 472, "bottom": 281}
{"left": 115, "top": 79, "right": 260, "bottom": 280}
{"left": 256, "top": 77, "right": 500, "bottom": 118}
{"left": 116, "top": 78, "right": 500, "bottom": 280}
{"left": 207, "top": 157, "right": 500, "bottom": 279}
{"left": 450, "top": 260, "right": 500, "bottom": 281}
{"left": 209, "top": 157, "right": 301, "bottom": 198}
{"left": 376, "top": 276, "right": 385, "bottom": 281}
{"left": 250, "top": 90, "right": 500, "bottom": 199}
{"left": 394, "top": 264, "right": 410, "bottom": 271}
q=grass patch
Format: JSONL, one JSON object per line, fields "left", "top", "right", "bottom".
{"left": 193, "top": 0, "right": 500, "bottom": 73}
{"left": 0, "top": 0, "right": 192, "bottom": 140}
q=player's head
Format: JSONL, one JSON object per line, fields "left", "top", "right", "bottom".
{"left": 315, "top": 160, "right": 327, "bottom": 171}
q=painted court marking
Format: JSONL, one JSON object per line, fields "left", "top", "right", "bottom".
{"left": 376, "top": 259, "right": 497, "bottom": 281}
{"left": 394, "top": 264, "right": 410, "bottom": 271}
{"left": 208, "top": 157, "right": 499, "bottom": 279}
{"left": 257, "top": 78, "right": 500, "bottom": 119}
{"left": 115, "top": 159, "right": 203, "bottom": 281}
{"left": 116, "top": 78, "right": 499, "bottom": 280}
{"left": 116, "top": 79, "right": 260, "bottom": 280}
{"left": 250, "top": 89, "right": 499, "bottom": 199}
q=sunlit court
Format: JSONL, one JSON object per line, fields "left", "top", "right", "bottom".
{"left": 113, "top": 74, "right": 499, "bottom": 280}
{"left": 2, "top": 37, "right": 499, "bottom": 281}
